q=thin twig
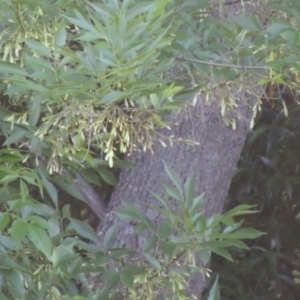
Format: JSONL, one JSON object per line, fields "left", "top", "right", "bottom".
{"left": 175, "top": 56, "right": 269, "bottom": 70}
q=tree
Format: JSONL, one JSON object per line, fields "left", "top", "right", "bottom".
{"left": 98, "top": 0, "right": 266, "bottom": 298}
{"left": 0, "top": 0, "right": 299, "bottom": 299}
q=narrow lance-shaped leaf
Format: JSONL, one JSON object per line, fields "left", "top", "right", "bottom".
{"left": 103, "top": 224, "right": 119, "bottom": 250}
{"left": 232, "top": 228, "right": 266, "bottom": 239}
{"left": 184, "top": 175, "right": 195, "bottom": 204}
{"left": 54, "top": 23, "right": 67, "bottom": 46}
{"left": 38, "top": 170, "right": 58, "bottom": 208}
{"left": 0, "top": 62, "right": 29, "bottom": 76}
{"left": 25, "top": 40, "right": 52, "bottom": 58}
{"left": 207, "top": 276, "right": 221, "bottom": 300}
{"left": 70, "top": 218, "right": 98, "bottom": 243}
{"left": 163, "top": 160, "right": 183, "bottom": 198}
{"left": 28, "top": 224, "right": 52, "bottom": 260}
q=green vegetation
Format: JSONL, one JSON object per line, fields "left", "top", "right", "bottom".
{"left": 208, "top": 83, "right": 300, "bottom": 299}
{"left": 0, "top": 0, "right": 299, "bottom": 299}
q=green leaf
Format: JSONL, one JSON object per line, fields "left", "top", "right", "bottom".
{"left": 78, "top": 31, "right": 105, "bottom": 41}
{"left": 144, "top": 253, "right": 161, "bottom": 269}
{"left": 0, "top": 235, "right": 16, "bottom": 250}
{"left": 38, "top": 170, "right": 58, "bottom": 207}
{"left": 0, "top": 252, "right": 25, "bottom": 270}
{"left": 226, "top": 239, "right": 249, "bottom": 250}
{"left": 118, "top": 202, "right": 156, "bottom": 230}
{"left": 0, "top": 149, "right": 24, "bottom": 163}
{"left": 0, "top": 174, "right": 19, "bottom": 184}
{"left": 28, "top": 95, "right": 41, "bottom": 127}
{"left": 3, "top": 129, "right": 27, "bottom": 146}
{"left": 158, "top": 220, "right": 173, "bottom": 238}
{"left": 5, "top": 271, "right": 26, "bottom": 297}
{"left": 172, "top": 86, "right": 202, "bottom": 102}
{"left": 25, "top": 39, "right": 52, "bottom": 58}
{"left": 53, "top": 178, "right": 85, "bottom": 202}
{"left": 97, "top": 168, "right": 118, "bottom": 186}
{"left": 0, "top": 62, "right": 29, "bottom": 76}
{"left": 125, "top": 2, "right": 155, "bottom": 21}
{"left": 0, "top": 293, "right": 9, "bottom": 300}
{"left": 191, "top": 212, "right": 206, "bottom": 230}
{"left": 120, "top": 269, "right": 134, "bottom": 288}
{"left": 70, "top": 218, "right": 98, "bottom": 243}
{"left": 116, "top": 202, "right": 143, "bottom": 220}
{"left": 80, "top": 169, "right": 101, "bottom": 186}
{"left": 144, "top": 235, "right": 158, "bottom": 253}
{"left": 10, "top": 219, "right": 27, "bottom": 243}
{"left": 62, "top": 205, "right": 71, "bottom": 218}
{"left": 266, "top": 23, "right": 292, "bottom": 35}
{"left": 232, "top": 228, "right": 266, "bottom": 239}
{"left": 163, "top": 160, "right": 183, "bottom": 197}
{"left": 27, "top": 215, "right": 55, "bottom": 235}
{"left": 52, "top": 242, "right": 78, "bottom": 268}
{"left": 104, "top": 224, "right": 119, "bottom": 250}
{"left": 66, "top": 11, "right": 98, "bottom": 32}
{"left": 0, "top": 213, "right": 10, "bottom": 232}
{"left": 54, "top": 24, "right": 67, "bottom": 46}
{"left": 149, "top": 0, "right": 171, "bottom": 19}
{"left": 100, "top": 91, "right": 125, "bottom": 104}
{"left": 233, "top": 14, "right": 262, "bottom": 31}
{"left": 19, "top": 179, "right": 29, "bottom": 200}
{"left": 32, "top": 203, "right": 55, "bottom": 217}
{"left": 184, "top": 175, "right": 195, "bottom": 204}
{"left": 197, "top": 249, "right": 211, "bottom": 265}
{"left": 98, "top": 273, "right": 120, "bottom": 298}
{"left": 149, "top": 191, "right": 169, "bottom": 210}
{"left": 190, "top": 193, "right": 204, "bottom": 215}
{"left": 28, "top": 224, "right": 52, "bottom": 260}
{"left": 25, "top": 55, "right": 54, "bottom": 71}
{"left": 225, "top": 204, "right": 257, "bottom": 216}
{"left": 160, "top": 240, "right": 176, "bottom": 260}
{"left": 134, "top": 222, "right": 148, "bottom": 233}
{"left": 207, "top": 276, "right": 221, "bottom": 300}
{"left": 210, "top": 246, "right": 233, "bottom": 261}
{"left": 163, "top": 184, "right": 183, "bottom": 202}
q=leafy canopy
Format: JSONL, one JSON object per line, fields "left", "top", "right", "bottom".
{"left": 0, "top": 0, "right": 299, "bottom": 299}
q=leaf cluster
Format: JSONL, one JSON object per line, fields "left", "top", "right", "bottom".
{"left": 107, "top": 162, "right": 264, "bottom": 300}
{"left": 208, "top": 14, "right": 300, "bottom": 299}
{"left": 0, "top": 0, "right": 299, "bottom": 299}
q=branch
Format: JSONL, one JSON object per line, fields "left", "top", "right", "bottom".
{"left": 18, "top": 138, "right": 107, "bottom": 220}
{"left": 73, "top": 173, "right": 107, "bottom": 219}
{"left": 175, "top": 56, "right": 268, "bottom": 71}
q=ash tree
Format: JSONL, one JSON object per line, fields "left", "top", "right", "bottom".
{"left": 0, "top": 0, "right": 298, "bottom": 299}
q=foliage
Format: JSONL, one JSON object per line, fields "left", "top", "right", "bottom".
{"left": 207, "top": 40, "right": 300, "bottom": 300}
{"left": 0, "top": 0, "right": 299, "bottom": 299}
{"left": 88, "top": 163, "right": 263, "bottom": 300}
{"left": 208, "top": 93, "right": 300, "bottom": 299}
{"left": 0, "top": 160, "right": 262, "bottom": 299}
{"left": 1, "top": 0, "right": 290, "bottom": 170}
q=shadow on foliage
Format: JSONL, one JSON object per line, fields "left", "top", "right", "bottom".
{"left": 204, "top": 84, "right": 300, "bottom": 299}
